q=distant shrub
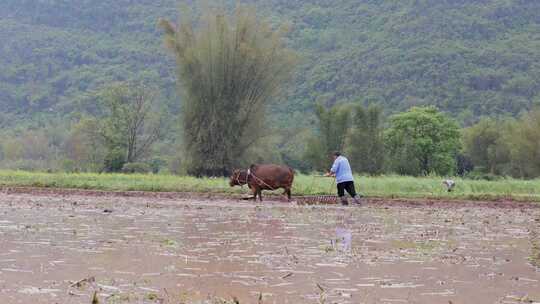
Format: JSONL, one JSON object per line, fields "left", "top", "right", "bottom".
{"left": 465, "top": 170, "right": 503, "bottom": 181}
{"left": 61, "top": 159, "right": 77, "bottom": 173}
{"left": 103, "top": 149, "right": 126, "bottom": 172}
{"left": 121, "top": 162, "right": 152, "bottom": 174}
{"left": 167, "top": 156, "right": 185, "bottom": 175}
{"left": 149, "top": 158, "right": 167, "bottom": 174}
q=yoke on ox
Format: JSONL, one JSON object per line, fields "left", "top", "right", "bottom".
{"left": 229, "top": 164, "right": 295, "bottom": 201}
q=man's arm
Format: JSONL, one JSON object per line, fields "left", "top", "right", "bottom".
{"left": 325, "top": 159, "right": 339, "bottom": 177}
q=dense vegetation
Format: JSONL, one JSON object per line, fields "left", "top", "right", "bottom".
{"left": 1, "top": 0, "right": 540, "bottom": 177}
{"left": 463, "top": 109, "right": 540, "bottom": 178}
{"left": 306, "top": 105, "right": 463, "bottom": 176}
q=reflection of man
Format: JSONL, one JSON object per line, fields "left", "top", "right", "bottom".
{"left": 335, "top": 227, "right": 352, "bottom": 252}
{"left": 325, "top": 151, "right": 361, "bottom": 206}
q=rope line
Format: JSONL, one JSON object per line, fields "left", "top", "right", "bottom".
{"left": 249, "top": 171, "right": 279, "bottom": 191}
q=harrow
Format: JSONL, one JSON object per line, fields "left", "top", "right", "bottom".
{"left": 295, "top": 195, "right": 339, "bottom": 205}
{"left": 293, "top": 175, "right": 340, "bottom": 205}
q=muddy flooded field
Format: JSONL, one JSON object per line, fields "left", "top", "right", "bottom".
{"left": 0, "top": 189, "right": 539, "bottom": 304}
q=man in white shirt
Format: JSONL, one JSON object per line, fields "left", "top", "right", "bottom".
{"left": 325, "top": 151, "right": 361, "bottom": 206}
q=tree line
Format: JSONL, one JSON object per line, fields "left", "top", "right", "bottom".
{"left": 463, "top": 111, "right": 540, "bottom": 179}
{"left": 304, "top": 105, "right": 461, "bottom": 176}
{"left": 304, "top": 103, "right": 540, "bottom": 179}
{"left": 4, "top": 92, "right": 540, "bottom": 179}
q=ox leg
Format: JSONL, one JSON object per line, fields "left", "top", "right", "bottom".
{"left": 258, "top": 188, "right": 263, "bottom": 202}
{"left": 283, "top": 188, "right": 292, "bottom": 201}
{"left": 249, "top": 185, "right": 258, "bottom": 200}
{"left": 287, "top": 188, "right": 292, "bottom": 201}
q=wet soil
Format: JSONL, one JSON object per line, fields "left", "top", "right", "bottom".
{"left": 0, "top": 188, "right": 539, "bottom": 303}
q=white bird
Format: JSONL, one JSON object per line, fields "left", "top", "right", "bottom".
{"left": 442, "top": 179, "right": 456, "bottom": 192}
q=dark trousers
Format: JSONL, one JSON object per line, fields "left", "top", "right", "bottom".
{"left": 337, "top": 181, "right": 357, "bottom": 198}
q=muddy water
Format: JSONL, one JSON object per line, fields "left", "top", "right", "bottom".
{"left": 0, "top": 193, "right": 539, "bottom": 304}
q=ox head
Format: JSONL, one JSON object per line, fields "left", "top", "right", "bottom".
{"left": 229, "top": 169, "right": 248, "bottom": 187}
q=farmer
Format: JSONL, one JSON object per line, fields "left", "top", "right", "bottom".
{"left": 325, "top": 151, "right": 361, "bottom": 206}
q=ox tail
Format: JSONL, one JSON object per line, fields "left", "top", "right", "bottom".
{"left": 287, "top": 166, "right": 295, "bottom": 185}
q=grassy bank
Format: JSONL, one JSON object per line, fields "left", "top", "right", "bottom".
{"left": 0, "top": 170, "right": 539, "bottom": 202}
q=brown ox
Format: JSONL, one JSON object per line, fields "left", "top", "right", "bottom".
{"left": 229, "top": 164, "right": 295, "bottom": 201}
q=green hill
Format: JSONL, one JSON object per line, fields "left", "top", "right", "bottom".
{"left": 1, "top": 0, "right": 540, "bottom": 127}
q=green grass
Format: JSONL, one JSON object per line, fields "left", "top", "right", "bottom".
{"left": 0, "top": 170, "right": 540, "bottom": 202}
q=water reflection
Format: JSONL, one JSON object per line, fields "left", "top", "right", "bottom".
{"left": 335, "top": 227, "right": 352, "bottom": 252}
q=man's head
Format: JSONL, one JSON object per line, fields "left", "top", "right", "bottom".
{"left": 332, "top": 151, "right": 341, "bottom": 161}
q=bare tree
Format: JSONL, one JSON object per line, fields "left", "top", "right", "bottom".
{"left": 99, "top": 82, "right": 163, "bottom": 171}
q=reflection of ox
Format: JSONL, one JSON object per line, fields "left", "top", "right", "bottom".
{"left": 229, "top": 164, "right": 295, "bottom": 201}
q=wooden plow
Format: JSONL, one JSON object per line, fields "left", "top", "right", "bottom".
{"left": 295, "top": 195, "right": 339, "bottom": 205}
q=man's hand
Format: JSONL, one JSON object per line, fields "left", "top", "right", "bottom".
{"left": 324, "top": 172, "right": 335, "bottom": 177}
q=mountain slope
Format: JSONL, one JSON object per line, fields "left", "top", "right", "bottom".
{"left": 1, "top": 0, "right": 540, "bottom": 127}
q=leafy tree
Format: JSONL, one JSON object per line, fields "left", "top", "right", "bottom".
{"left": 385, "top": 106, "right": 461, "bottom": 176}
{"left": 462, "top": 117, "right": 509, "bottom": 174}
{"left": 304, "top": 104, "right": 351, "bottom": 172}
{"left": 98, "top": 82, "right": 163, "bottom": 172}
{"left": 64, "top": 118, "right": 107, "bottom": 172}
{"left": 160, "top": 6, "right": 296, "bottom": 176}
{"left": 462, "top": 111, "right": 540, "bottom": 178}
{"left": 345, "top": 104, "right": 384, "bottom": 175}
{"left": 456, "top": 153, "right": 475, "bottom": 176}
{"left": 504, "top": 109, "right": 540, "bottom": 178}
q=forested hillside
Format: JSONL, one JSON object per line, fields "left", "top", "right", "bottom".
{"left": 282, "top": 0, "right": 540, "bottom": 121}
{"left": 2, "top": 0, "right": 540, "bottom": 126}
{"left": 0, "top": 0, "right": 179, "bottom": 127}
